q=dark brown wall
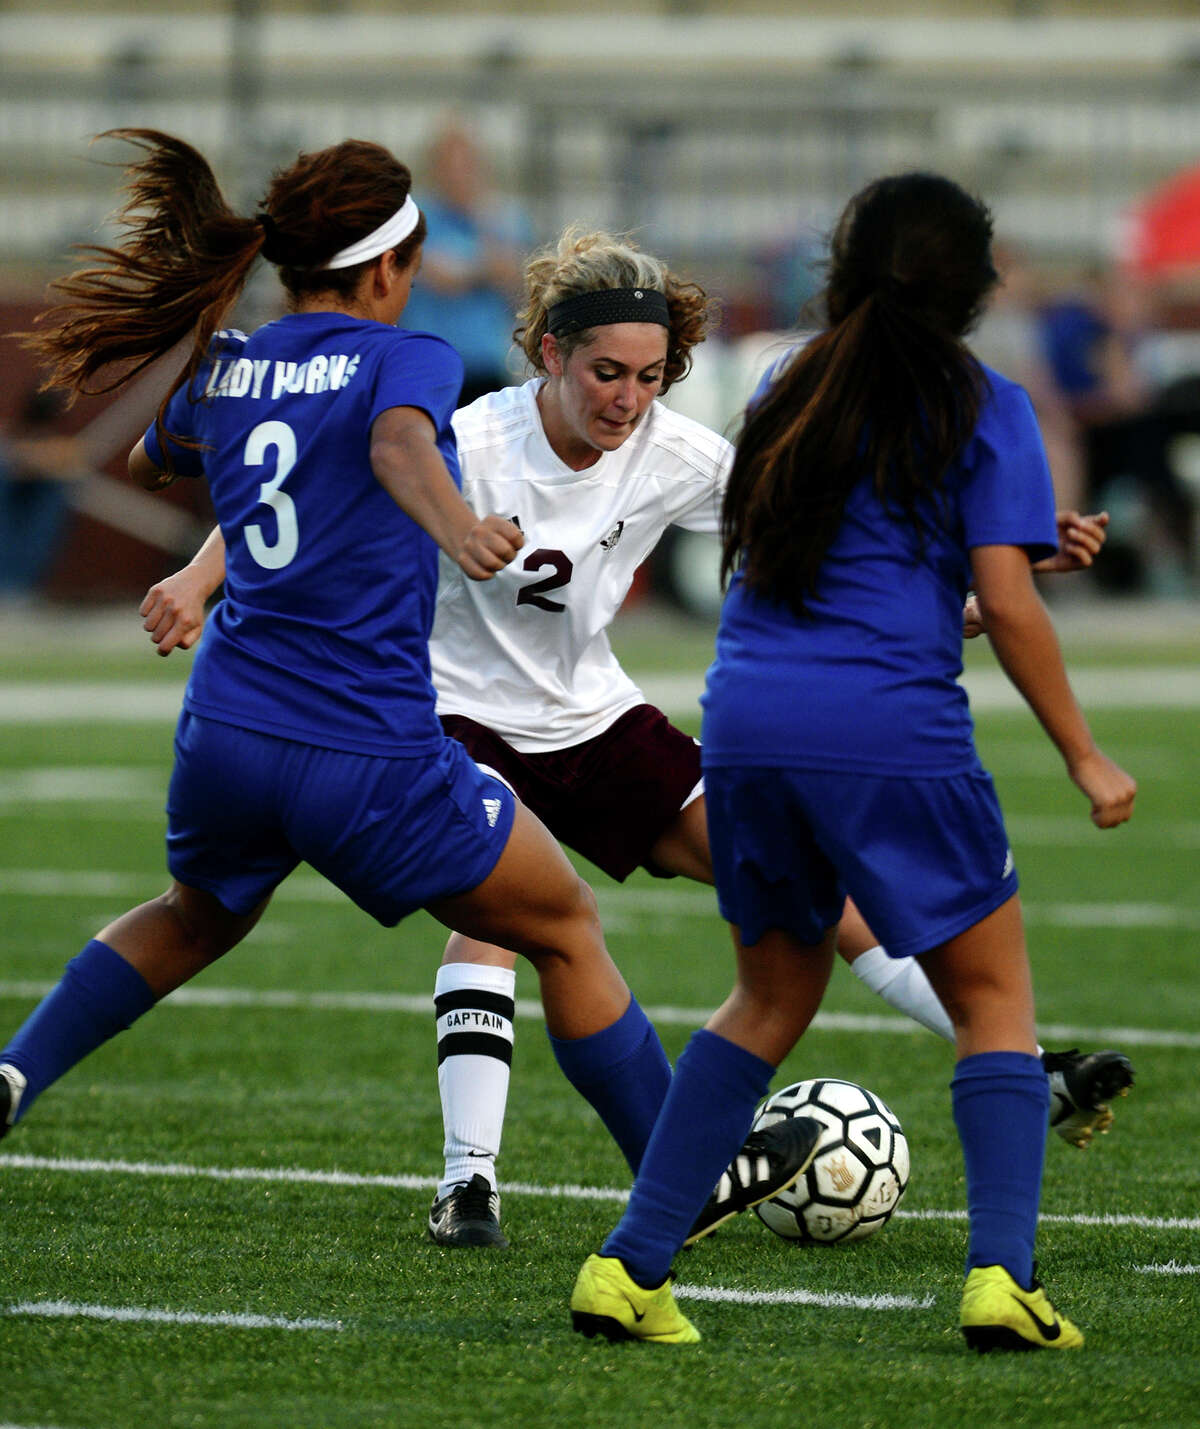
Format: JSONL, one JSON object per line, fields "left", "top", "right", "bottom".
{"left": 2, "top": 295, "right": 212, "bottom": 602}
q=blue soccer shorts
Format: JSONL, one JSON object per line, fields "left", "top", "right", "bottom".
{"left": 165, "top": 711, "right": 516, "bottom": 925}
{"left": 703, "top": 763, "right": 1018, "bottom": 956}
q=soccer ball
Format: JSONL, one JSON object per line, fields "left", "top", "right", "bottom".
{"left": 753, "top": 1078, "right": 910, "bottom": 1245}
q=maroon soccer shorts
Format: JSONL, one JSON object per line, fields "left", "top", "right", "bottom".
{"left": 439, "top": 704, "right": 702, "bottom": 880}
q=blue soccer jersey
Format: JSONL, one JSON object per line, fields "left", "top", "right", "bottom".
{"left": 143, "top": 314, "right": 464, "bottom": 755}
{"left": 701, "top": 364, "right": 1058, "bottom": 775}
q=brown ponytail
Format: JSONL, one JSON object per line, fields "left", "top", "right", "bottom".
{"left": 23, "top": 130, "right": 423, "bottom": 454}
{"left": 24, "top": 130, "right": 264, "bottom": 413}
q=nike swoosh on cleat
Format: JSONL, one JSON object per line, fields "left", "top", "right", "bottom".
{"left": 623, "top": 1296, "right": 646, "bottom": 1323}
{"left": 1009, "top": 1294, "right": 1061, "bottom": 1341}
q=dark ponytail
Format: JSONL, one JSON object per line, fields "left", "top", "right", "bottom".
{"left": 24, "top": 130, "right": 265, "bottom": 414}
{"left": 721, "top": 172, "right": 998, "bottom": 614}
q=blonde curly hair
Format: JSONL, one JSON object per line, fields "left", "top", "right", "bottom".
{"left": 514, "top": 226, "right": 714, "bottom": 391}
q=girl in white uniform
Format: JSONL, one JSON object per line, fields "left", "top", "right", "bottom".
{"left": 141, "top": 229, "right": 1128, "bottom": 1251}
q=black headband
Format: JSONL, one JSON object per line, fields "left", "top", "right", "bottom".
{"left": 547, "top": 287, "right": 671, "bottom": 336}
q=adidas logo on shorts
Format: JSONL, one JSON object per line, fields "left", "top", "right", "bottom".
{"left": 482, "top": 797, "right": 502, "bottom": 828}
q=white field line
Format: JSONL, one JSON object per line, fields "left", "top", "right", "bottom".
{"left": 5, "top": 1299, "right": 343, "bottom": 1332}
{"left": 0, "top": 1152, "right": 623, "bottom": 1200}
{"left": 0, "top": 978, "right": 1195, "bottom": 1049}
{"left": 3, "top": 665, "right": 1200, "bottom": 726}
{"left": 1134, "top": 1262, "right": 1200, "bottom": 1275}
{"left": 3, "top": 1152, "right": 1199, "bottom": 1234}
{"left": 1005, "top": 814, "right": 1200, "bottom": 848}
{"left": 896, "top": 1207, "right": 1200, "bottom": 1231}
{"left": 0, "top": 684, "right": 186, "bottom": 724}
{"left": 674, "top": 1285, "right": 935, "bottom": 1310}
{"left": 642, "top": 668, "right": 1200, "bottom": 714}
{"left": 5, "top": 770, "right": 1200, "bottom": 851}
{"left": 0, "top": 768, "right": 163, "bottom": 803}
{"left": 7, "top": 768, "right": 1200, "bottom": 848}
{"left": 1, "top": 865, "right": 1198, "bottom": 939}
{"left": 0, "top": 1289, "right": 927, "bottom": 1325}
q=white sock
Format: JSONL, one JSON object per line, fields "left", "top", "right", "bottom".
{"left": 850, "top": 945, "right": 956, "bottom": 1042}
{"left": 850, "top": 947, "right": 1047, "bottom": 1064}
{"left": 434, "top": 962, "right": 516, "bottom": 1202}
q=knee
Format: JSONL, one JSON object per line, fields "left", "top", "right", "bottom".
{"left": 574, "top": 876, "right": 601, "bottom": 926}
{"left": 558, "top": 877, "right": 605, "bottom": 953}
{"left": 159, "top": 884, "right": 250, "bottom": 963}
{"left": 443, "top": 931, "right": 519, "bottom": 969}
{"left": 520, "top": 876, "right": 606, "bottom": 971}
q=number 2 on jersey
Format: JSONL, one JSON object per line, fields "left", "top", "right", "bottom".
{"left": 244, "top": 420, "right": 299, "bottom": 570}
{"left": 516, "top": 547, "right": 573, "bottom": 613}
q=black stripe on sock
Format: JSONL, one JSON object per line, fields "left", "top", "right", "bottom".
{"left": 435, "top": 990, "right": 515, "bottom": 1019}
{"left": 437, "top": 1032, "right": 514, "bottom": 1066}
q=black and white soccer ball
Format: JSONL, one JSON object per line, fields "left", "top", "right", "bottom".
{"left": 752, "top": 1078, "right": 910, "bottom": 1245}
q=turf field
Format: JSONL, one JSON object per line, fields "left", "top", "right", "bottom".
{"left": 1, "top": 596, "right": 1198, "bottom": 1429}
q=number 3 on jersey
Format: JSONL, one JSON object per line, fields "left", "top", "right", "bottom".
{"left": 244, "top": 420, "right": 299, "bottom": 570}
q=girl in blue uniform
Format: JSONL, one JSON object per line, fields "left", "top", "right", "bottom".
{"left": 0, "top": 130, "right": 680, "bottom": 1185}
{"left": 570, "top": 172, "right": 1137, "bottom": 1350}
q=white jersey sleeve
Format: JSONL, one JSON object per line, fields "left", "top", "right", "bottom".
{"left": 430, "top": 379, "right": 732, "bottom": 752}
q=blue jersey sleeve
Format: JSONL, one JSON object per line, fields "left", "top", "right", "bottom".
{"left": 141, "top": 331, "right": 247, "bottom": 476}
{"left": 746, "top": 346, "right": 799, "bottom": 413}
{"left": 373, "top": 331, "right": 463, "bottom": 433}
{"left": 958, "top": 374, "right": 1058, "bottom": 563}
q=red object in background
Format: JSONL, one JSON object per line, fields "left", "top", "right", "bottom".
{"left": 1123, "top": 162, "right": 1200, "bottom": 280}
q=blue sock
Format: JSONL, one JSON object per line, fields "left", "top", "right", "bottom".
{"left": 952, "top": 1050, "right": 1049, "bottom": 1286}
{"left": 548, "top": 997, "right": 671, "bottom": 1174}
{"left": 602, "top": 1028, "right": 774, "bottom": 1288}
{"left": 1, "top": 939, "right": 157, "bottom": 1123}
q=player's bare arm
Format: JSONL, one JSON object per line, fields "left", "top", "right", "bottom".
{"left": 971, "top": 542, "right": 1136, "bottom": 828}
{"left": 966, "top": 510, "right": 1109, "bottom": 637}
{"left": 369, "top": 405, "right": 523, "bottom": 580}
{"left": 1033, "top": 509, "right": 1110, "bottom": 573}
{"left": 140, "top": 525, "right": 226, "bottom": 657}
{"left": 128, "top": 435, "right": 179, "bottom": 492}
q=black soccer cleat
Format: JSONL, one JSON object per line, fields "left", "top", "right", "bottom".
{"left": 684, "top": 1115, "right": 822, "bottom": 1246}
{"left": 427, "top": 1173, "right": 509, "bottom": 1248}
{"left": 1043, "top": 1047, "right": 1134, "bottom": 1149}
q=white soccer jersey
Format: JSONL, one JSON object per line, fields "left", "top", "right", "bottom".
{"left": 430, "top": 378, "right": 732, "bottom": 752}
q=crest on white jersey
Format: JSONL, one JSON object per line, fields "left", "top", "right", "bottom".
{"left": 600, "top": 520, "right": 625, "bottom": 551}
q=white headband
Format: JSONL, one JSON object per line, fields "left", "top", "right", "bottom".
{"left": 322, "top": 196, "right": 421, "bottom": 271}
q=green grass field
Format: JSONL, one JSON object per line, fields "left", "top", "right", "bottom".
{"left": 1, "top": 597, "right": 1198, "bottom": 1428}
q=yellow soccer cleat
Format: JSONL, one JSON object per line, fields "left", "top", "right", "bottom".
{"left": 960, "top": 1264, "right": 1084, "bottom": 1352}
{"left": 570, "top": 1253, "right": 701, "bottom": 1345}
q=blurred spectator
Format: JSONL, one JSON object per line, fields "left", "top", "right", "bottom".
{"left": 0, "top": 387, "right": 83, "bottom": 606}
{"left": 750, "top": 224, "right": 826, "bottom": 333}
{"left": 970, "top": 241, "right": 1085, "bottom": 512}
{"left": 402, "top": 117, "right": 535, "bottom": 406}
{"left": 1037, "top": 264, "right": 1193, "bottom": 591}
{"left": 1038, "top": 262, "right": 1153, "bottom": 429}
